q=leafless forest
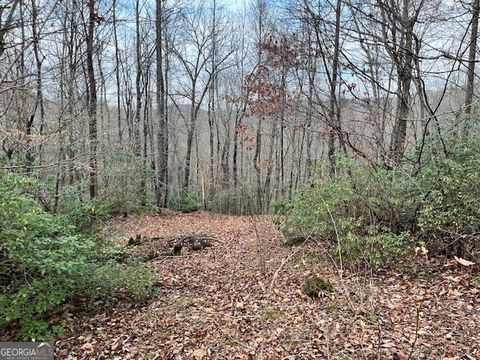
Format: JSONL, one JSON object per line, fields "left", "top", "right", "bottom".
{"left": 2, "top": 0, "right": 478, "bottom": 211}
{"left": 1, "top": 0, "right": 480, "bottom": 356}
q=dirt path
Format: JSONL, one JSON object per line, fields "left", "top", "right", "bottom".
{"left": 56, "top": 212, "right": 480, "bottom": 359}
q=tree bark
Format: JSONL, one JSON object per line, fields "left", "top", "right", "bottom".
{"left": 156, "top": 0, "right": 168, "bottom": 206}
{"left": 464, "top": 0, "right": 480, "bottom": 138}
{"left": 113, "top": 0, "right": 123, "bottom": 146}
{"left": 86, "top": 0, "right": 98, "bottom": 199}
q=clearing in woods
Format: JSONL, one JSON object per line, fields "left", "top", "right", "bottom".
{"left": 56, "top": 212, "right": 479, "bottom": 359}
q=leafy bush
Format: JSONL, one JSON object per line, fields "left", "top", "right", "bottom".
{"left": 274, "top": 164, "right": 409, "bottom": 267}
{"left": 335, "top": 229, "right": 408, "bottom": 269}
{"left": 275, "top": 156, "right": 411, "bottom": 244}
{"left": 275, "top": 137, "right": 480, "bottom": 265}
{"left": 0, "top": 172, "right": 156, "bottom": 340}
{"left": 414, "top": 139, "right": 480, "bottom": 256}
{"left": 55, "top": 186, "right": 111, "bottom": 234}
{"left": 168, "top": 191, "right": 202, "bottom": 213}
{"left": 274, "top": 176, "right": 357, "bottom": 242}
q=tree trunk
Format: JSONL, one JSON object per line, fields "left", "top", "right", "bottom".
{"left": 113, "top": 0, "right": 123, "bottom": 146}
{"left": 183, "top": 107, "right": 196, "bottom": 190}
{"left": 254, "top": 118, "right": 262, "bottom": 211}
{"left": 156, "top": 0, "right": 168, "bottom": 206}
{"left": 86, "top": 0, "right": 98, "bottom": 199}
{"left": 328, "top": 0, "right": 343, "bottom": 175}
{"left": 389, "top": 1, "right": 415, "bottom": 164}
{"left": 134, "top": 0, "right": 142, "bottom": 157}
{"left": 464, "top": 0, "right": 480, "bottom": 138}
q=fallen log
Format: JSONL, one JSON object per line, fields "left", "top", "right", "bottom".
{"left": 125, "top": 233, "right": 220, "bottom": 261}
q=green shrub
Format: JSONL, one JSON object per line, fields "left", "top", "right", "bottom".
{"left": 168, "top": 191, "right": 202, "bottom": 213}
{"left": 274, "top": 168, "right": 409, "bottom": 267}
{"left": 0, "top": 172, "right": 156, "bottom": 340}
{"left": 274, "top": 174, "right": 358, "bottom": 242}
{"left": 414, "top": 139, "right": 480, "bottom": 255}
{"left": 334, "top": 229, "right": 408, "bottom": 269}
{"left": 55, "top": 186, "right": 111, "bottom": 233}
{"left": 275, "top": 137, "right": 480, "bottom": 265}
{"left": 274, "top": 156, "right": 412, "bottom": 244}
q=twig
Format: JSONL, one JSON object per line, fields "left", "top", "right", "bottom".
{"left": 251, "top": 215, "right": 266, "bottom": 275}
{"left": 269, "top": 245, "right": 303, "bottom": 293}
{"left": 158, "top": 254, "right": 194, "bottom": 258}
{"left": 377, "top": 317, "right": 382, "bottom": 360}
{"left": 407, "top": 306, "right": 421, "bottom": 360}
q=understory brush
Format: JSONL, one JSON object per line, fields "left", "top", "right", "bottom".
{"left": 0, "top": 172, "right": 156, "bottom": 340}
{"left": 209, "top": 189, "right": 254, "bottom": 215}
{"left": 275, "top": 137, "right": 480, "bottom": 268}
{"left": 168, "top": 190, "right": 202, "bottom": 213}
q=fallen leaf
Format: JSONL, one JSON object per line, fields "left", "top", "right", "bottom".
{"left": 415, "top": 245, "right": 428, "bottom": 256}
{"left": 192, "top": 348, "right": 205, "bottom": 358}
{"left": 454, "top": 256, "right": 475, "bottom": 267}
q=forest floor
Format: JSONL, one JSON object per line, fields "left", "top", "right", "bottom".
{"left": 56, "top": 212, "right": 480, "bottom": 359}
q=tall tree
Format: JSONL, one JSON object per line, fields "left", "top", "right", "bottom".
{"left": 86, "top": 0, "right": 98, "bottom": 198}
{"left": 464, "top": 0, "right": 480, "bottom": 137}
{"left": 156, "top": 0, "right": 168, "bottom": 206}
{"left": 380, "top": 0, "right": 425, "bottom": 164}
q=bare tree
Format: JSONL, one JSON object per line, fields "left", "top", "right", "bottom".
{"left": 464, "top": 0, "right": 480, "bottom": 137}
{"left": 0, "top": 0, "right": 20, "bottom": 58}
{"left": 172, "top": 3, "right": 235, "bottom": 190}
{"left": 86, "top": 0, "right": 98, "bottom": 198}
{"left": 156, "top": 0, "right": 168, "bottom": 206}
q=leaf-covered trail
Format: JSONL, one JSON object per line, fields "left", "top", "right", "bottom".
{"left": 57, "top": 212, "right": 480, "bottom": 359}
